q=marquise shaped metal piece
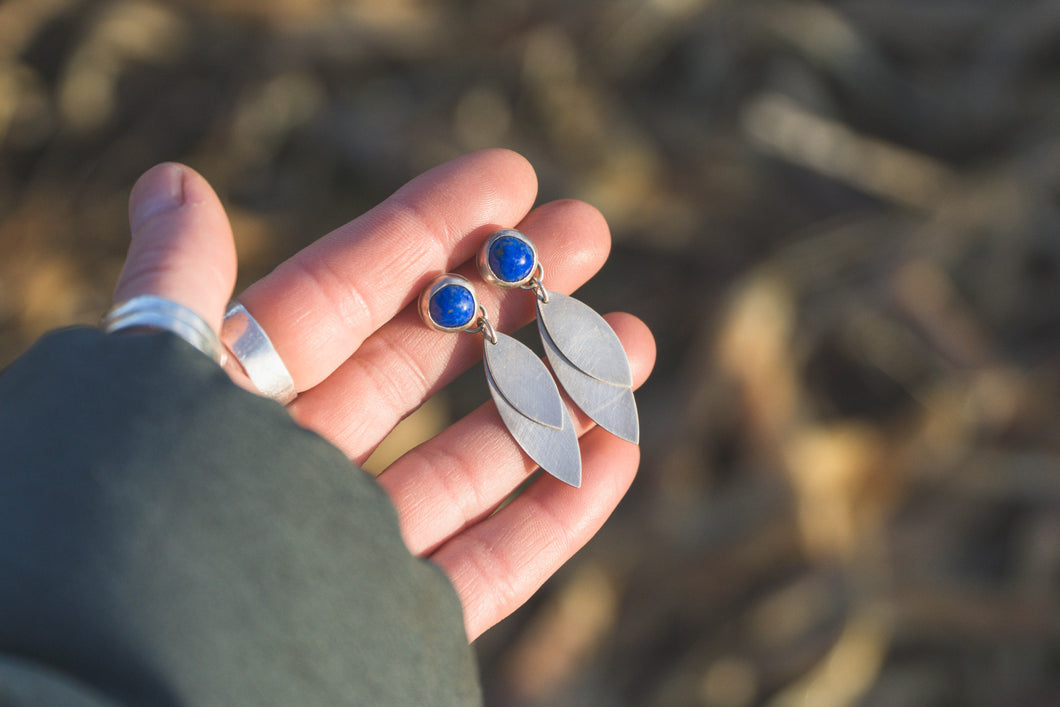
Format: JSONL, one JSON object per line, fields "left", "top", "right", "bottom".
{"left": 482, "top": 332, "right": 564, "bottom": 430}
{"left": 539, "top": 321, "right": 640, "bottom": 444}
{"left": 537, "top": 292, "right": 633, "bottom": 388}
{"left": 485, "top": 362, "right": 582, "bottom": 487}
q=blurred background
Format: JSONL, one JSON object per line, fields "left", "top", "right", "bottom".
{"left": 2, "top": 0, "right": 1060, "bottom": 704}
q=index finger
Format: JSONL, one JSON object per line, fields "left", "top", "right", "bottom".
{"left": 237, "top": 149, "right": 538, "bottom": 390}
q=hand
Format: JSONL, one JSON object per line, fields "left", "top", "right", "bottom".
{"left": 113, "top": 149, "right": 656, "bottom": 641}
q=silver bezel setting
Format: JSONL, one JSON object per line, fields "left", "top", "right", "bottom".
{"left": 419, "top": 273, "right": 480, "bottom": 333}
{"left": 476, "top": 229, "right": 539, "bottom": 289}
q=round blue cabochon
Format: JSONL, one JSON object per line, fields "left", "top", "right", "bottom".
{"left": 488, "top": 235, "right": 536, "bottom": 283}
{"left": 429, "top": 283, "right": 476, "bottom": 328}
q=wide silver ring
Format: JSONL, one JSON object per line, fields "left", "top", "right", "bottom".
{"left": 221, "top": 301, "right": 297, "bottom": 404}
{"left": 102, "top": 295, "right": 223, "bottom": 363}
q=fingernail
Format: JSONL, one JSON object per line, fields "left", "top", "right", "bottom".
{"left": 130, "top": 163, "right": 186, "bottom": 233}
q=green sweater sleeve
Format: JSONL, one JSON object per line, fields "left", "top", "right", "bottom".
{"left": 0, "top": 328, "right": 481, "bottom": 706}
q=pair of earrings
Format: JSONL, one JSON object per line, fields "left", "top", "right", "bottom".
{"left": 419, "top": 229, "right": 638, "bottom": 488}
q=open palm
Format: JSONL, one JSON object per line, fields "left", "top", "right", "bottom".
{"left": 114, "top": 149, "right": 656, "bottom": 641}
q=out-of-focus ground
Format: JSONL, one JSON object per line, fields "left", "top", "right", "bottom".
{"left": 2, "top": 0, "right": 1060, "bottom": 704}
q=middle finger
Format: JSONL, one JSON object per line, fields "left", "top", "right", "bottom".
{"left": 288, "top": 198, "right": 611, "bottom": 462}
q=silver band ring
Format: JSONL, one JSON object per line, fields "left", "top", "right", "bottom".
{"left": 221, "top": 301, "right": 297, "bottom": 404}
{"left": 102, "top": 295, "right": 223, "bottom": 363}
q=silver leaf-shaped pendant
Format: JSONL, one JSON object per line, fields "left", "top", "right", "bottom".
{"left": 537, "top": 292, "right": 633, "bottom": 387}
{"left": 537, "top": 291, "right": 639, "bottom": 445}
{"left": 484, "top": 332, "right": 582, "bottom": 487}
{"left": 482, "top": 332, "right": 563, "bottom": 429}
{"left": 538, "top": 321, "right": 640, "bottom": 444}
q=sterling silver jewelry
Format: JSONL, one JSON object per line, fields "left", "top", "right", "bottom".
{"left": 221, "top": 301, "right": 297, "bottom": 404}
{"left": 478, "top": 229, "right": 639, "bottom": 444}
{"left": 420, "top": 273, "right": 581, "bottom": 487}
{"left": 102, "top": 295, "right": 223, "bottom": 363}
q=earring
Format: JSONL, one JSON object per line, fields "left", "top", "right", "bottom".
{"left": 419, "top": 273, "right": 581, "bottom": 487}
{"left": 477, "top": 229, "right": 639, "bottom": 444}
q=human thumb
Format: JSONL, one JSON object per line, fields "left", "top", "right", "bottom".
{"left": 113, "top": 163, "right": 236, "bottom": 332}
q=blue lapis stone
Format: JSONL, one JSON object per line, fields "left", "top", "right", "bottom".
{"left": 489, "top": 235, "right": 536, "bottom": 283}
{"left": 429, "top": 283, "right": 476, "bottom": 328}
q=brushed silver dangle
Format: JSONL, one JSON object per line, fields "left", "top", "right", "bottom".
{"left": 419, "top": 273, "right": 582, "bottom": 487}
{"left": 477, "top": 229, "right": 639, "bottom": 445}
